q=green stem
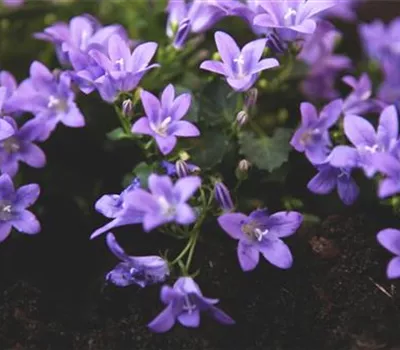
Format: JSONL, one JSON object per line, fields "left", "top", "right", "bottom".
{"left": 114, "top": 105, "right": 132, "bottom": 135}
{"left": 171, "top": 234, "right": 195, "bottom": 265}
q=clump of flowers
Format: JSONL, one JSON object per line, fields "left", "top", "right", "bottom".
{"left": 3, "top": 0, "right": 400, "bottom": 335}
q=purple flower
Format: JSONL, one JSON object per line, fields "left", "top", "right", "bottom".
{"left": 290, "top": 99, "right": 343, "bottom": 164}
{"left": 214, "top": 181, "right": 234, "bottom": 212}
{"left": 127, "top": 174, "right": 201, "bottom": 232}
{"left": 200, "top": 31, "right": 279, "bottom": 92}
{"left": 377, "top": 228, "right": 400, "bottom": 279}
{"left": 90, "top": 178, "right": 143, "bottom": 239}
{"left": 253, "top": 0, "right": 334, "bottom": 42}
{"left": 342, "top": 74, "right": 385, "bottom": 116}
{"left": 7, "top": 61, "right": 85, "bottom": 141}
{"left": 0, "top": 88, "right": 15, "bottom": 141}
{"left": 299, "top": 21, "right": 351, "bottom": 100}
{"left": 88, "top": 34, "right": 159, "bottom": 102}
{"left": 378, "top": 56, "right": 400, "bottom": 104}
{"left": 161, "top": 160, "right": 199, "bottom": 178}
{"left": 359, "top": 18, "right": 400, "bottom": 62}
{"left": 131, "top": 84, "right": 199, "bottom": 155}
{"left": 329, "top": 105, "right": 398, "bottom": 178}
{"left": 0, "top": 117, "right": 45, "bottom": 177}
{"left": 218, "top": 209, "right": 303, "bottom": 271}
{"left": 2, "top": 0, "right": 24, "bottom": 8}
{"left": 34, "top": 15, "right": 128, "bottom": 66}
{"left": 166, "top": 0, "right": 234, "bottom": 48}
{"left": 373, "top": 153, "right": 400, "bottom": 198}
{"left": 105, "top": 232, "right": 169, "bottom": 288}
{"left": 0, "top": 71, "right": 19, "bottom": 115}
{"left": 323, "top": 0, "right": 360, "bottom": 22}
{"left": 148, "top": 276, "right": 234, "bottom": 332}
{"left": 0, "top": 173, "right": 40, "bottom": 242}
{"left": 307, "top": 163, "right": 359, "bottom": 205}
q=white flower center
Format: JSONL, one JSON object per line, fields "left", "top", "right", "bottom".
{"left": 284, "top": 7, "right": 297, "bottom": 21}
{"left": 233, "top": 54, "right": 245, "bottom": 78}
{"left": 150, "top": 116, "right": 172, "bottom": 137}
{"left": 48, "top": 95, "right": 67, "bottom": 112}
{"left": 115, "top": 58, "right": 125, "bottom": 70}
{"left": 80, "top": 30, "right": 89, "bottom": 51}
{"left": 363, "top": 144, "right": 380, "bottom": 154}
{"left": 2, "top": 136, "right": 20, "bottom": 153}
{"left": 300, "top": 128, "right": 321, "bottom": 145}
{"left": 0, "top": 200, "right": 13, "bottom": 221}
{"left": 253, "top": 228, "right": 269, "bottom": 242}
{"left": 360, "top": 90, "right": 371, "bottom": 101}
{"left": 157, "top": 195, "right": 176, "bottom": 218}
{"left": 182, "top": 294, "right": 197, "bottom": 314}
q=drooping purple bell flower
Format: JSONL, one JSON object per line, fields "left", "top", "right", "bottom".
{"left": 90, "top": 178, "right": 143, "bottom": 239}
{"left": 131, "top": 84, "right": 200, "bottom": 155}
{"left": 105, "top": 232, "right": 169, "bottom": 288}
{"left": 148, "top": 277, "right": 234, "bottom": 332}
{"left": 218, "top": 209, "right": 303, "bottom": 271}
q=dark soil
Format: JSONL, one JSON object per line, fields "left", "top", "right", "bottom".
{"left": 1, "top": 211, "right": 400, "bottom": 350}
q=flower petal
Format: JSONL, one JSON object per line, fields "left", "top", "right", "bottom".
{"left": 12, "top": 210, "right": 40, "bottom": 235}
{"left": 0, "top": 222, "right": 12, "bottom": 242}
{"left": 199, "top": 60, "right": 226, "bottom": 76}
{"left": 140, "top": 90, "right": 161, "bottom": 124}
{"left": 250, "top": 58, "right": 279, "bottom": 75}
{"left": 208, "top": 305, "right": 235, "bottom": 325}
{"left": 161, "top": 84, "right": 175, "bottom": 112}
{"left": 218, "top": 213, "right": 247, "bottom": 240}
{"left": 377, "top": 105, "right": 398, "bottom": 145}
{"left": 0, "top": 173, "right": 14, "bottom": 198}
{"left": 175, "top": 203, "right": 196, "bottom": 225}
{"left": 131, "top": 117, "right": 153, "bottom": 136}
{"left": 300, "top": 102, "right": 318, "bottom": 126}
{"left": 214, "top": 31, "right": 240, "bottom": 68}
{"left": 14, "top": 184, "right": 40, "bottom": 209}
{"left": 143, "top": 213, "right": 169, "bottom": 232}
{"left": 378, "top": 178, "right": 400, "bottom": 199}
{"left": 337, "top": 174, "right": 359, "bottom": 205}
{"left": 328, "top": 145, "right": 358, "bottom": 168}
{"left": 129, "top": 42, "right": 158, "bottom": 73}
{"left": 124, "top": 188, "right": 159, "bottom": 213}
{"left": 259, "top": 239, "right": 293, "bottom": 269}
{"left": 106, "top": 232, "right": 129, "bottom": 261}
{"left": 307, "top": 166, "right": 337, "bottom": 194}
{"left": 177, "top": 310, "right": 200, "bottom": 328}
{"left": 377, "top": 228, "right": 400, "bottom": 256}
{"left": 170, "top": 93, "right": 192, "bottom": 121}
{"left": 344, "top": 114, "right": 376, "bottom": 147}
{"left": 237, "top": 240, "right": 259, "bottom": 271}
{"left": 174, "top": 176, "right": 201, "bottom": 202}
{"left": 20, "top": 144, "right": 46, "bottom": 168}
{"left": 148, "top": 305, "right": 176, "bottom": 333}
{"left": 170, "top": 120, "right": 199, "bottom": 137}
{"left": 266, "top": 211, "right": 303, "bottom": 238}
{"left": 155, "top": 135, "right": 177, "bottom": 155}
{"left": 387, "top": 257, "right": 400, "bottom": 279}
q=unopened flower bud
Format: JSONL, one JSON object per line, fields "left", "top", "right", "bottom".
{"left": 236, "top": 111, "right": 248, "bottom": 126}
{"left": 175, "top": 159, "right": 189, "bottom": 178}
{"left": 245, "top": 88, "right": 258, "bottom": 110}
{"left": 173, "top": 18, "right": 191, "bottom": 50}
{"left": 122, "top": 99, "right": 134, "bottom": 117}
{"left": 236, "top": 159, "right": 251, "bottom": 180}
{"left": 214, "top": 181, "right": 234, "bottom": 212}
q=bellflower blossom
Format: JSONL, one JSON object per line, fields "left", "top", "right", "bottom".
{"left": 90, "top": 178, "right": 143, "bottom": 239}
{"left": 148, "top": 276, "right": 234, "bottom": 332}
{"left": 299, "top": 21, "right": 351, "bottom": 100}
{"left": 329, "top": 105, "right": 398, "bottom": 178}
{"left": 131, "top": 84, "right": 200, "bottom": 155}
{"left": 7, "top": 61, "right": 85, "bottom": 141}
{"left": 34, "top": 14, "right": 128, "bottom": 66}
{"left": 0, "top": 71, "right": 19, "bottom": 115}
{"left": 218, "top": 209, "right": 302, "bottom": 271}
{"left": 377, "top": 228, "right": 400, "bottom": 279}
{"left": 0, "top": 173, "right": 40, "bottom": 242}
{"left": 0, "top": 88, "right": 15, "bottom": 140}
{"left": 89, "top": 34, "right": 159, "bottom": 102}
{"left": 307, "top": 163, "right": 359, "bottom": 205}
{"left": 253, "top": 0, "right": 334, "bottom": 42}
{"left": 372, "top": 153, "right": 400, "bottom": 198}
{"left": 105, "top": 232, "right": 169, "bottom": 288}
{"left": 166, "top": 0, "right": 235, "bottom": 48}
{"left": 127, "top": 174, "right": 201, "bottom": 232}
{"left": 200, "top": 31, "right": 279, "bottom": 92}
{"left": 0, "top": 117, "right": 46, "bottom": 177}
{"left": 377, "top": 56, "right": 400, "bottom": 104}
{"left": 290, "top": 99, "right": 343, "bottom": 164}
{"left": 342, "top": 74, "right": 384, "bottom": 116}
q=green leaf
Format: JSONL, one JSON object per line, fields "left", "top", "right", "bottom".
{"left": 174, "top": 86, "right": 199, "bottom": 122}
{"left": 187, "top": 130, "right": 230, "bottom": 170}
{"left": 198, "top": 79, "right": 240, "bottom": 126}
{"left": 238, "top": 128, "right": 292, "bottom": 172}
{"left": 107, "top": 127, "right": 133, "bottom": 141}
{"left": 133, "top": 162, "right": 155, "bottom": 188}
